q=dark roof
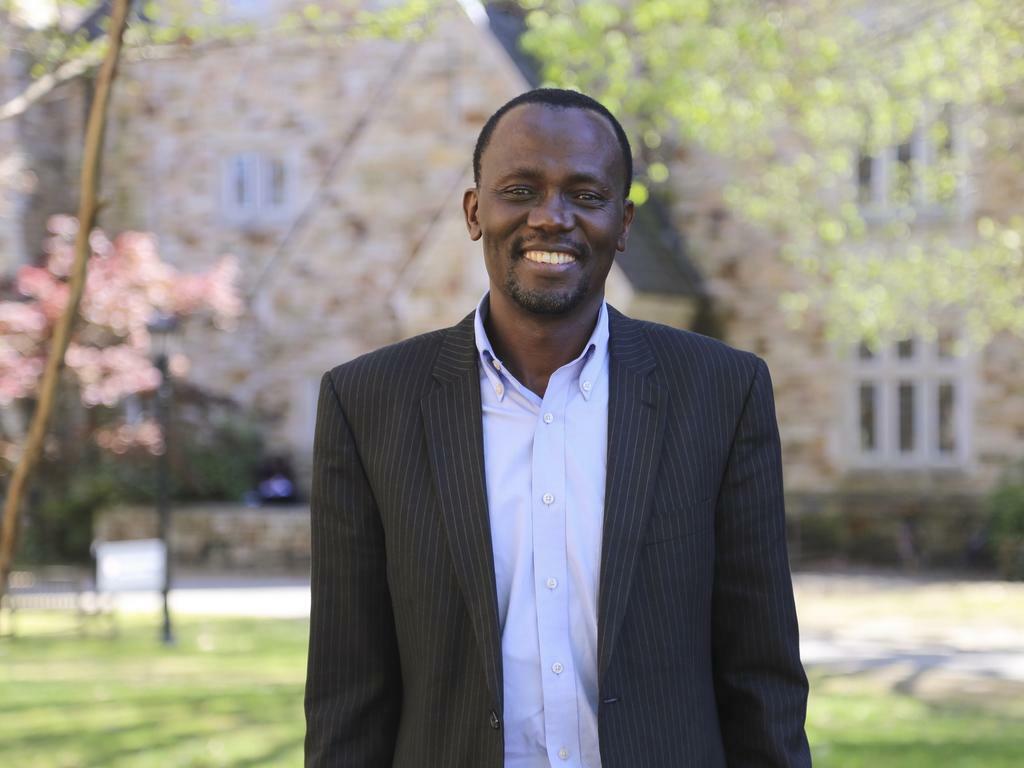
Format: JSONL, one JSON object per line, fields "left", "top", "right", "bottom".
{"left": 618, "top": 197, "right": 703, "bottom": 296}
{"left": 482, "top": 2, "right": 704, "bottom": 298}
{"left": 483, "top": 2, "right": 544, "bottom": 86}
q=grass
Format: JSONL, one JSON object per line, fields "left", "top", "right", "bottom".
{"left": 2, "top": 612, "right": 1023, "bottom": 766}
{"left": 0, "top": 614, "right": 307, "bottom": 767}
{"left": 807, "top": 670, "right": 1024, "bottom": 767}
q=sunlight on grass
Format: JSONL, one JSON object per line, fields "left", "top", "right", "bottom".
{"left": 808, "top": 670, "right": 1024, "bottom": 767}
{"left": 2, "top": 613, "right": 1023, "bottom": 766}
{"left": 0, "top": 614, "right": 307, "bottom": 767}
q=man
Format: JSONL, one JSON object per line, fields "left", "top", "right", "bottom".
{"left": 305, "top": 88, "right": 811, "bottom": 767}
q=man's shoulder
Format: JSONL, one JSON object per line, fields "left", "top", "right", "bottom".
{"left": 614, "top": 311, "right": 763, "bottom": 380}
{"left": 322, "top": 316, "right": 470, "bottom": 401}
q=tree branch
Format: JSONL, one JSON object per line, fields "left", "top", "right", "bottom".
{"left": 0, "top": 0, "right": 134, "bottom": 599}
{"left": 0, "top": 8, "right": 437, "bottom": 124}
{"left": 0, "top": 46, "right": 103, "bottom": 122}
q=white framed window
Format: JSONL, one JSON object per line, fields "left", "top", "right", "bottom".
{"left": 221, "top": 152, "right": 289, "bottom": 224}
{"left": 857, "top": 104, "right": 966, "bottom": 221}
{"left": 845, "top": 332, "right": 971, "bottom": 469}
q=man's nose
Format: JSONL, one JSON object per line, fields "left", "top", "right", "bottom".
{"left": 527, "top": 192, "right": 574, "bottom": 231}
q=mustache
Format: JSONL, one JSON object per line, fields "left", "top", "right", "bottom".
{"left": 512, "top": 238, "right": 589, "bottom": 260}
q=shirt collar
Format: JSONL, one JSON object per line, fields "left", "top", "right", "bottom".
{"left": 473, "top": 292, "right": 609, "bottom": 402}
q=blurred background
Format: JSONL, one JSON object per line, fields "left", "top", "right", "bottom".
{"left": 1, "top": 0, "right": 1023, "bottom": 766}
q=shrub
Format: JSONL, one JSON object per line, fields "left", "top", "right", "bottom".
{"left": 17, "top": 389, "right": 271, "bottom": 565}
{"left": 988, "top": 464, "right": 1024, "bottom": 580}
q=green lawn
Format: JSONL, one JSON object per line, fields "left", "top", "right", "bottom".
{"left": 0, "top": 614, "right": 307, "bottom": 767}
{"left": 807, "top": 670, "right": 1024, "bottom": 768}
{"left": 1, "top": 613, "right": 1022, "bottom": 767}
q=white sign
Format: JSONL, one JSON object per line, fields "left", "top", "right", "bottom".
{"left": 95, "top": 539, "right": 166, "bottom": 593}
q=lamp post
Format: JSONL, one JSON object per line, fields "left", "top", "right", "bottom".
{"left": 148, "top": 313, "right": 179, "bottom": 646}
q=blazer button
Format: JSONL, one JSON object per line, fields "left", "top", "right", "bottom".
{"left": 489, "top": 710, "right": 501, "bottom": 730}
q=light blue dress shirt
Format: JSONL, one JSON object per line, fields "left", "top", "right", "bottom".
{"left": 474, "top": 293, "right": 609, "bottom": 768}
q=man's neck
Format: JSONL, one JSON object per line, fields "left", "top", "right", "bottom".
{"left": 484, "top": 291, "right": 603, "bottom": 398}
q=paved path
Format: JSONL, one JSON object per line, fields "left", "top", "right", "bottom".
{"left": 73, "top": 570, "right": 1024, "bottom": 686}
{"left": 113, "top": 575, "right": 311, "bottom": 619}
{"left": 794, "top": 571, "right": 1024, "bottom": 687}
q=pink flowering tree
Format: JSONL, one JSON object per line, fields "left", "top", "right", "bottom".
{"left": 0, "top": 215, "right": 241, "bottom": 464}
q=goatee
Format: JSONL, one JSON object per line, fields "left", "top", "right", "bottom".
{"left": 504, "top": 269, "right": 589, "bottom": 315}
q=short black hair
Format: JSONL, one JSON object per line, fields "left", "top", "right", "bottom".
{"left": 472, "top": 88, "right": 633, "bottom": 197}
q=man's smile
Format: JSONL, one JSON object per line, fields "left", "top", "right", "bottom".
{"left": 522, "top": 249, "right": 577, "bottom": 265}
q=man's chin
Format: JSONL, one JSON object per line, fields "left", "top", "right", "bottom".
{"left": 506, "top": 283, "right": 588, "bottom": 316}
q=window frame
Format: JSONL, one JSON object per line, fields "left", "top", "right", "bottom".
{"left": 856, "top": 104, "right": 969, "bottom": 223}
{"left": 844, "top": 335, "right": 973, "bottom": 470}
{"left": 221, "top": 151, "right": 291, "bottom": 225}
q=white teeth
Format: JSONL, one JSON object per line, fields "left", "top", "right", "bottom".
{"left": 524, "top": 250, "right": 576, "bottom": 265}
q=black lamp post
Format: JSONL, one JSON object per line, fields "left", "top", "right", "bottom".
{"left": 148, "top": 312, "right": 179, "bottom": 646}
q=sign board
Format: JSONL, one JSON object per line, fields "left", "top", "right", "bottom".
{"left": 95, "top": 539, "right": 166, "bottom": 593}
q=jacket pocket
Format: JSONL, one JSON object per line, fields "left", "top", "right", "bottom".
{"left": 643, "top": 496, "right": 713, "bottom": 546}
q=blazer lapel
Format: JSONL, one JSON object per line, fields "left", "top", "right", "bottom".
{"left": 421, "top": 312, "right": 503, "bottom": 711}
{"left": 598, "top": 307, "right": 666, "bottom": 685}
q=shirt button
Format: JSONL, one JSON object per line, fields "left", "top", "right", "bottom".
{"left": 551, "top": 662, "right": 564, "bottom": 675}
{"left": 492, "top": 359, "right": 502, "bottom": 371}
{"left": 495, "top": 383, "right": 504, "bottom": 397}
{"left": 545, "top": 577, "right": 558, "bottom": 590}
{"left": 543, "top": 412, "right": 554, "bottom": 424}
{"left": 542, "top": 493, "right": 554, "bottom": 505}
{"left": 581, "top": 380, "right": 592, "bottom": 392}
{"left": 558, "top": 747, "right": 570, "bottom": 760}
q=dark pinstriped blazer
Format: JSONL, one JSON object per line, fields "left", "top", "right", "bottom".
{"left": 305, "top": 306, "right": 811, "bottom": 768}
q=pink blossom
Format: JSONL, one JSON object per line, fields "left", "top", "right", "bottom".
{"left": 0, "top": 218, "right": 242, "bottom": 455}
{"left": 94, "top": 418, "right": 165, "bottom": 455}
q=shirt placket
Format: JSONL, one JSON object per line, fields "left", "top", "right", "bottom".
{"left": 532, "top": 368, "right": 581, "bottom": 766}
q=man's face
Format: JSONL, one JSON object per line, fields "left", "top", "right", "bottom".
{"left": 464, "top": 103, "right": 634, "bottom": 317}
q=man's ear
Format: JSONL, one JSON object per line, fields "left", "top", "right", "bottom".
{"left": 616, "top": 199, "right": 635, "bottom": 253}
{"left": 463, "top": 188, "right": 482, "bottom": 241}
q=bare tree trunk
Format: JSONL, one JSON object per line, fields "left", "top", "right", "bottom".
{"left": 0, "top": 0, "right": 134, "bottom": 599}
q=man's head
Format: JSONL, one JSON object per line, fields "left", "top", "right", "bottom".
{"left": 464, "top": 89, "right": 635, "bottom": 318}
{"left": 473, "top": 89, "right": 633, "bottom": 198}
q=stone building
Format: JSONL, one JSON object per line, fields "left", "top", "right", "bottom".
{"left": 3, "top": 0, "right": 1023, "bottom": 566}
{"left": 93, "top": 0, "right": 703, "bottom": 474}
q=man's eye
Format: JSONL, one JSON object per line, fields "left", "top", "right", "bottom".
{"left": 504, "top": 187, "right": 533, "bottom": 197}
{"left": 575, "top": 192, "right": 604, "bottom": 202}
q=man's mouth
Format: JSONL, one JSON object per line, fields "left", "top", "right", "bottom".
{"left": 522, "top": 250, "right": 577, "bottom": 265}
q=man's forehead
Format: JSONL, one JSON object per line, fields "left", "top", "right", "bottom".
{"left": 489, "top": 102, "right": 618, "bottom": 147}
{"left": 482, "top": 103, "right": 623, "bottom": 178}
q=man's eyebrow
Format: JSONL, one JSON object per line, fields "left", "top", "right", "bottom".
{"left": 493, "top": 166, "right": 544, "bottom": 184}
{"left": 494, "top": 167, "right": 613, "bottom": 191}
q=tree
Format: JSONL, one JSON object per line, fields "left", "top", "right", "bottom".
{"left": 0, "top": 215, "right": 240, "bottom": 424}
{"left": 0, "top": 0, "right": 445, "bottom": 595}
{"left": 0, "top": 0, "right": 136, "bottom": 600}
{"left": 519, "top": 0, "right": 1024, "bottom": 347}
{"left": 0, "top": 217, "right": 242, "bottom": 562}
{"left": 0, "top": 0, "right": 436, "bottom": 123}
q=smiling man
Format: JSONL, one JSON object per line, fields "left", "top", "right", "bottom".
{"left": 305, "top": 89, "right": 811, "bottom": 768}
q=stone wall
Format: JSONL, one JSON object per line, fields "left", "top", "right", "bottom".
{"left": 0, "top": 40, "right": 85, "bottom": 274}
{"left": 94, "top": 494, "right": 997, "bottom": 576}
{"left": 787, "top": 491, "right": 992, "bottom": 571}
{"left": 665, "top": 134, "right": 1024, "bottom": 498}
{"left": 98, "top": 1, "right": 638, "bottom": 487}
{"left": 95, "top": 503, "right": 310, "bottom": 573}
{"left": 4, "top": 1, "right": 1022, "bottom": 510}
{"left": 0, "top": 45, "right": 28, "bottom": 273}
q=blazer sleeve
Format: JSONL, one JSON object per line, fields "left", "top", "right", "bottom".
{"left": 304, "top": 371, "right": 402, "bottom": 767}
{"left": 711, "top": 358, "right": 812, "bottom": 767}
